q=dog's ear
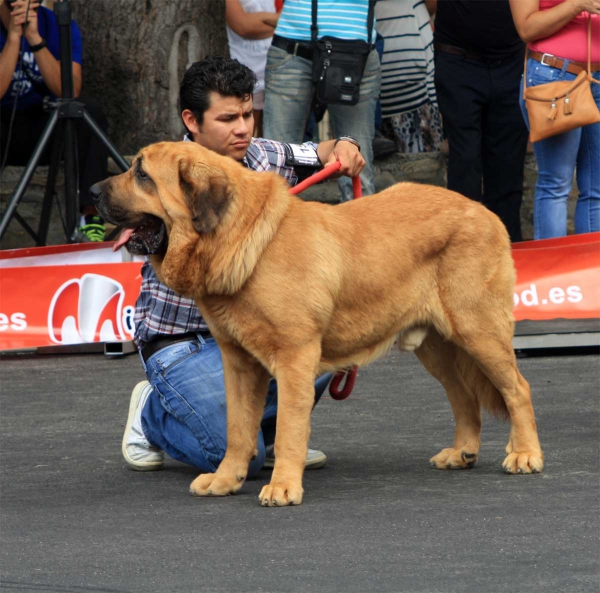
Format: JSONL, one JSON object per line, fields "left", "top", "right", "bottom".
{"left": 178, "top": 160, "right": 231, "bottom": 234}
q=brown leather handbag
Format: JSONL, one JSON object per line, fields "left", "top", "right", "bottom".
{"left": 523, "top": 16, "right": 600, "bottom": 143}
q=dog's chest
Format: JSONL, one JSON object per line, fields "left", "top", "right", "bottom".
{"left": 202, "top": 296, "right": 273, "bottom": 351}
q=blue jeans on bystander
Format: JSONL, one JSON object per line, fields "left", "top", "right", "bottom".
{"left": 263, "top": 46, "right": 381, "bottom": 202}
{"left": 520, "top": 58, "right": 600, "bottom": 240}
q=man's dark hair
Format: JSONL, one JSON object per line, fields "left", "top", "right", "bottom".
{"left": 179, "top": 56, "right": 258, "bottom": 129}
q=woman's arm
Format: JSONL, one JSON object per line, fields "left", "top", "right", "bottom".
{"left": 509, "top": 0, "right": 600, "bottom": 44}
{"left": 425, "top": 0, "right": 437, "bottom": 17}
{"left": 31, "top": 45, "right": 83, "bottom": 98}
{"left": 225, "top": 0, "right": 279, "bottom": 40}
{"left": 0, "top": 0, "right": 31, "bottom": 98}
{"left": 0, "top": 36, "right": 21, "bottom": 99}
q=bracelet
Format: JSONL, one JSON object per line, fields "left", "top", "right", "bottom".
{"left": 29, "top": 39, "right": 47, "bottom": 53}
{"left": 334, "top": 136, "right": 361, "bottom": 152}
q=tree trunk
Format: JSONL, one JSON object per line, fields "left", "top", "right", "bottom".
{"left": 71, "top": 0, "right": 228, "bottom": 154}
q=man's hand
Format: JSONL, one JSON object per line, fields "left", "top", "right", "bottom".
{"left": 7, "top": 0, "right": 41, "bottom": 43}
{"left": 324, "top": 139, "right": 365, "bottom": 179}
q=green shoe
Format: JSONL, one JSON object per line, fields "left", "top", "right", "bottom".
{"left": 79, "top": 215, "right": 106, "bottom": 242}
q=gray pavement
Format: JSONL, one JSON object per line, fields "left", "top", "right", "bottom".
{"left": 1, "top": 348, "right": 598, "bottom": 593}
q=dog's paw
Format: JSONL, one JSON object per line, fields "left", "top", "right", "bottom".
{"left": 189, "top": 472, "right": 245, "bottom": 497}
{"left": 430, "top": 447, "right": 479, "bottom": 470}
{"left": 258, "top": 482, "right": 304, "bottom": 507}
{"left": 502, "top": 451, "right": 544, "bottom": 474}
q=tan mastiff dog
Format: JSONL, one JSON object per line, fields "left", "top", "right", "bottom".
{"left": 92, "top": 141, "right": 544, "bottom": 507}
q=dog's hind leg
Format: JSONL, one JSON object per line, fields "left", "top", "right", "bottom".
{"left": 415, "top": 331, "right": 483, "bottom": 469}
{"left": 450, "top": 311, "right": 544, "bottom": 475}
{"left": 190, "top": 345, "right": 270, "bottom": 497}
{"left": 258, "top": 345, "right": 322, "bottom": 507}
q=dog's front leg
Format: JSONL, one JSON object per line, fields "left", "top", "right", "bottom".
{"left": 258, "top": 349, "right": 320, "bottom": 507}
{"left": 190, "top": 345, "right": 269, "bottom": 497}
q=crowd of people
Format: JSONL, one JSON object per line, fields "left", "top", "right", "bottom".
{"left": 224, "top": 0, "right": 599, "bottom": 241}
{"left": 1, "top": 0, "right": 598, "bottom": 477}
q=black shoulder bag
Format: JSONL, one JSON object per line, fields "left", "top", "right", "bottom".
{"left": 310, "top": 0, "right": 375, "bottom": 106}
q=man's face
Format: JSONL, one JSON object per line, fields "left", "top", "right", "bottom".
{"left": 182, "top": 91, "right": 254, "bottom": 161}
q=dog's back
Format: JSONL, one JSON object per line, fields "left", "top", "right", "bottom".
{"left": 251, "top": 182, "right": 513, "bottom": 365}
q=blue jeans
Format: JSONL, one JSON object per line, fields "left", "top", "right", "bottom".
{"left": 140, "top": 333, "right": 332, "bottom": 477}
{"left": 263, "top": 46, "right": 381, "bottom": 201}
{"left": 520, "top": 58, "right": 600, "bottom": 239}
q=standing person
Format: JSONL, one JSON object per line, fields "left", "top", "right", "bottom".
{"left": 0, "top": 0, "right": 109, "bottom": 241}
{"left": 375, "top": 0, "right": 443, "bottom": 154}
{"left": 510, "top": 0, "right": 600, "bottom": 240}
{"left": 432, "top": 0, "right": 528, "bottom": 242}
{"left": 263, "top": 0, "right": 381, "bottom": 202}
{"left": 225, "top": 0, "right": 281, "bottom": 137}
{"left": 120, "top": 57, "right": 366, "bottom": 477}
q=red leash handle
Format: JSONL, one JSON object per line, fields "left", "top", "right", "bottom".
{"left": 290, "top": 161, "right": 342, "bottom": 195}
{"left": 288, "top": 160, "right": 362, "bottom": 402}
{"left": 329, "top": 365, "right": 358, "bottom": 400}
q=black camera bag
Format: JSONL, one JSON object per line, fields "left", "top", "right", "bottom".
{"left": 310, "top": 0, "right": 375, "bottom": 106}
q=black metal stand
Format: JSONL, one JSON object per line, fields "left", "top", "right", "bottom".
{"left": 0, "top": 0, "right": 129, "bottom": 246}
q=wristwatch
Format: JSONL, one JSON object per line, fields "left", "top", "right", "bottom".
{"left": 30, "top": 39, "right": 47, "bottom": 53}
{"left": 334, "top": 136, "right": 361, "bottom": 152}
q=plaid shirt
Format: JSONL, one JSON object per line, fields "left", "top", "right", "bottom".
{"left": 133, "top": 136, "right": 319, "bottom": 348}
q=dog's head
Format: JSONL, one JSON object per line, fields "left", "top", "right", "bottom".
{"left": 92, "top": 140, "right": 292, "bottom": 297}
{"left": 91, "top": 141, "right": 234, "bottom": 258}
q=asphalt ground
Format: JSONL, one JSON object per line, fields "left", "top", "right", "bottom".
{"left": 0, "top": 347, "right": 598, "bottom": 593}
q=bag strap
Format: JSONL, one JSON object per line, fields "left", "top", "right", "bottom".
{"left": 366, "top": 0, "right": 375, "bottom": 45}
{"left": 311, "top": 0, "right": 375, "bottom": 46}
{"left": 311, "top": 0, "right": 318, "bottom": 45}
{"left": 588, "top": 14, "right": 592, "bottom": 77}
{"left": 588, "top": 15, "right": 600, "bottom": 85}
{"left": 523, "top": 44, "right": 528, "bottom": 99}
{"left": 524, "top": 14, "right": 598, "bottom": 97}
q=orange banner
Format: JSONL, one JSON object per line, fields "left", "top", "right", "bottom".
{"left": 512, "top": 232, "right": 600, "bottom": 321}
{"left": 0, "top": 233, "right": 598, "bottom": 351}
{"left": 0, "top": 242, "right": 142, "bottom": 351}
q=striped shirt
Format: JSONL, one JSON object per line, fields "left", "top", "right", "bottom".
{"left": 375, "top": 0, "right": 436, "bottom": 118}
{"left": 274, "top": 0, "right": 377, "bottom": 43}
{"left": 133, "top": 136, "right": 318, "bottom": 348}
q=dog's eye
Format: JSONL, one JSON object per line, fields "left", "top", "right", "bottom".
{"left": 137, "top": 168, "right": 150, "bottom": 181}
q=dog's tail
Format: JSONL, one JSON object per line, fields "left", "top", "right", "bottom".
{"left": 455, "top": 348, "right": 509, "bottom": 420}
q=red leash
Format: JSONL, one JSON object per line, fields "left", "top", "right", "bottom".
{"left": 289, "top": 161, "right": 362, "bottom": 199}
{"left": 289, "top": 160, "right": 361, "bottom": 400}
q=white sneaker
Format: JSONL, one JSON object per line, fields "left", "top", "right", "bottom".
{"left": 122, "top": 381, "right": 164, "bottom": 471}
{"left": 263, "top": 445, "right": 327, "bottom": 470}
